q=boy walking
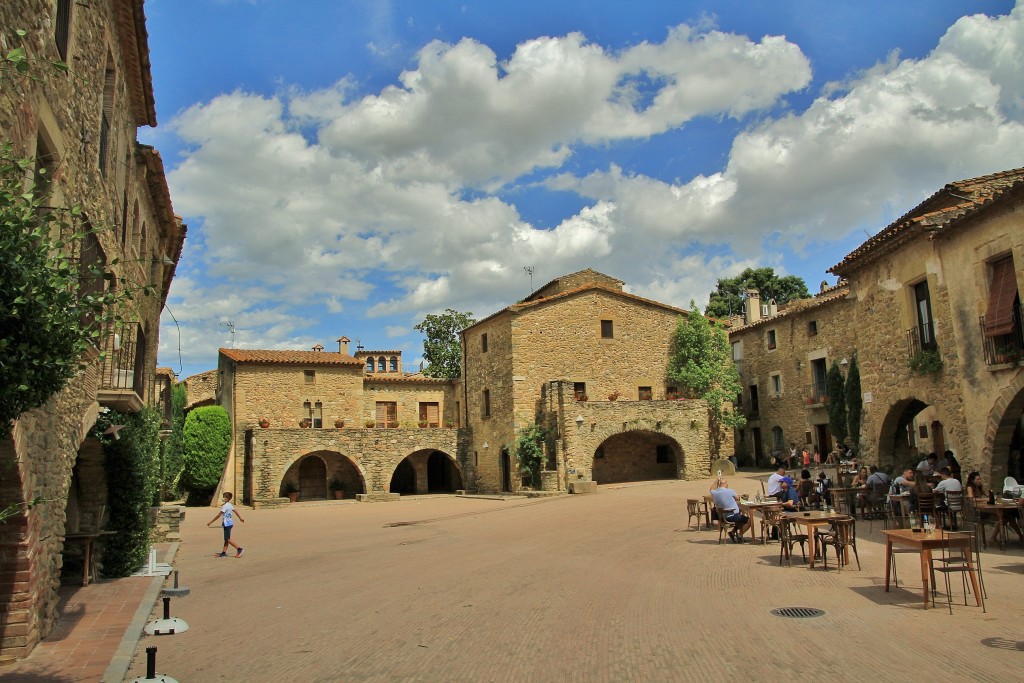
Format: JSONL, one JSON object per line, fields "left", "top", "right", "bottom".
{"left": 207, "top": 492, "right": 245, "bottom": 557}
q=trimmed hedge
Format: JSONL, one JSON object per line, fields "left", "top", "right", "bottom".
{"left": 98, "top": 407, "right": 161, "bottom": 577}
{"left": 182, "top": 405, "right": 230, "bottom": 493}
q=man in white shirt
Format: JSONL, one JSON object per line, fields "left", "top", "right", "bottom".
{"left": 710, "top": 479, "right": 752, "bottom": 543}
{"left": 767, "top": 466, "right": 786, "bottom": 500}
{"left": 916, "top": 453, "right": 937, "bottom": 477}
{"left": 934, "top": 467, "right": 963, "bottom": 512}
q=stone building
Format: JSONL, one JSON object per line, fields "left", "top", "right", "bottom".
{"left": 461, "top": 269, "right": 729, "bottom": 493}
{"left": 215, "top": 340, "right": 464, "bottom": 505}
{"left": 209, "top": 269, "right": 732, "bottom": 504}
{"left": 0, "top": 0, "right": 183, "bottom": 659}
{"left": 731, "top": 168, "right": 1024, "bottom": 482}
{"left": 727, "top": 283, "right": 853, "bottom": 465}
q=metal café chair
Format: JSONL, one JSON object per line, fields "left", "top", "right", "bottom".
{"left": 930, "top": 530, "right": 985, "bottom": 614}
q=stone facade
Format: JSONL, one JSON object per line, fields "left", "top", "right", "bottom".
{"left": 731, "top": 168, "right": 1024, "bottom": 483}
{"left": 215, "top": 348, "right": 465, "bottom": 505}
{"left": 0, "top": 0, "right": 183, "bottom": 659}
{"left": 462, "top": 272, "right": 731, "bottom": 494}
{"left": 728, "top": 284, "right": 854, "bottom": 465}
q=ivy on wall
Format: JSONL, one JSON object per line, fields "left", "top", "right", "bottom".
{"left": 96, "top": 408, "right": 160, "bottom": 577}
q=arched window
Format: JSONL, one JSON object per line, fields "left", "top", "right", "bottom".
{"left": 378, "top": 358, "right": 386, "bottom": 372}
{"left": 365, "top": 357, "right": 374, "bottom": 373}
{"left": 389, "top": 356, "right": 398, "bottom": 372}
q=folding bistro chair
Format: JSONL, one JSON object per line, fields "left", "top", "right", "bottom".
{"left": 930, "top": 531, "right": 985, "bottom": 614}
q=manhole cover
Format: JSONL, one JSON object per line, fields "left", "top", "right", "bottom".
{"left": 770, "top": 607, "right": 825, "bottom": 619}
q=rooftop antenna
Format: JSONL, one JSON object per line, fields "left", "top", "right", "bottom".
{"left": 355, "top": 338, "right": 364, "bottom": 351}
{"left": 523, "top": 265, "right": 534, "bottom": 292}
{"left": 220, "top": 320, "right": 235, "bottom": 347}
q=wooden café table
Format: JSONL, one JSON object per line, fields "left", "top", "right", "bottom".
{"left": 783, "top": 511, "right": 850, "bottom": 568}
{"left": 740, "top": 500, "right": 784, "bottom": 543}
{"left": 976, "top": 501, "right": 1022, "bottom": 550}
{"left": 829, "top": 486, "right": 861, "bottom": 517}
{"left": 882, "top": 528, "right": 981, "bottom": 609}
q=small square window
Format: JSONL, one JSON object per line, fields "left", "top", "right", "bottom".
{"left": 482, "top": 389, "right": 491, "bottom": 417}
{"left": 770, "top": 374, "right": 782, "bottom": 396}
{"left": 304, "top": 370, "right": 316, "bottom": 384}
{"left": 574, "top": 382, "right": 587, "bottom": 400}
{"left": 665, "top": 386, "right": 679, "bottom": 400}
{"left": 808, "top": 320, "right": 818, "bottom": 336}
{"left": 638, "top": 386, "right": 653, "bottom": 401}
{"left": 481, "top": 333, "right": 488, "bottom": 352}
{"left": 600, "top": 319, "right": 614, "bottom": 339}
{"left": 767, "top": 329, "right": 777, "bottom": 350}
{"left": 919, "top": 425, "right": 928, "bottom": 439}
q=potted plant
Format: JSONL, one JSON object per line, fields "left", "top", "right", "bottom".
{"left": 364, "top": 419, "right": 376, "bottom": 428}
{"left": 445, "top": 420, "right": 455, "bottom": 428}
{"left": 282, "top": 481, "right": 299, "bottom": 502}
{"left": 299, "top": 418, "right": 311, "bottom": 428}
{"left": 995, "top": 346, "right": 1020, "bottom": 364}
{"left": 258, "top": 417, "right": 270, "bottom": 428}
{"left": 607, "top": 389, "right": 621, "bottom": 401}
{"left": 577, "top": 394, "right": 588, "bottom": 402}
{"left": 387, "top": 421, "right": 399, "bottom": 429}
{"left": 418, "top": 420, "right": 428, "bottom": 428}
{"left": 334, "top": 418, "right": 345, "bottom": 428}
{"left": 329, "top": 477, "right": 344, "bottom": 500}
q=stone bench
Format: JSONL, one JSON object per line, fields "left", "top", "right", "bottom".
{"left": 567, "top": 481, "right": 597, "bottom": 494}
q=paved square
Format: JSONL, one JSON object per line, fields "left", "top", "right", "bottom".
{"left": 124, "top": 473, "right": 1024, "bottom": 682}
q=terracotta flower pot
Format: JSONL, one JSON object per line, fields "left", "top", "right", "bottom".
{"left": 259, "top": 418, "right": 270, "bottom": 428}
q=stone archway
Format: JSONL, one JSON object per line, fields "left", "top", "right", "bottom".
{"left": 389, "top": 449, "right": 463, "bottom": 495}
{"left": 984, "top": 374, "right": 1024, "bottom": 483}
{"left": 279, "top": 450, "right": 367, "bottom": 501}
{"left": 592, "top": 430, "right": 682, "bottom": 484}
{"left": 875, "top": 397, "right": 957, "bottom": 471}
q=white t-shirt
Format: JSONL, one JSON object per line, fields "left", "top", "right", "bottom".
{"left": 935, "top": 478, "right": 963, "bottom": 509}
{"left": 767, "top": 472, "right": 785, "bottom": 496}
{"left": 221, "top": 502, "right": 235, "bottom": 527}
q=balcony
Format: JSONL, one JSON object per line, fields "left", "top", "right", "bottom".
{"left": 97, "top": 321, "right": 146, "bottom": 413}
{"left": 979, "top": 303, "right": 1024, "bottom": 366}
{"left": 804, "top": 382, "right": 828, "bottom": 407}
{"left": 906, "top": 322, "right": 937, "bottom": 357}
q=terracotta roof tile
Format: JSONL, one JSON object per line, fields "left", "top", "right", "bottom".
{"left": 727, "top": 283, "right": 850, "bottom": 334}
{"left": 830, "top": 167, "right": 1024, "bottom": 275}
{"left": 220, "top": 348, "right": 364, "bottom": 366}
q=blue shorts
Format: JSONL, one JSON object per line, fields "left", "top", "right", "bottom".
{"left": 223, "top": 524, "right": 233, "bottom": 542}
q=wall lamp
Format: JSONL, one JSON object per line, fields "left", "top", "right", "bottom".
{"left": 104, "top": 424, "right": 125, "bottom": 440}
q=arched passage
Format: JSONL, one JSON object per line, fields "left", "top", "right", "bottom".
{"left": 876, "top": 398, "right": 949, "bottom": 471}
{"left": 592, "top": 430, "right": 681, "bottom": 484}
{"left": 281, "top": 451, "right": 366, "bottom": 501}
{"left": 389, "top": 449, "right": 463, "bottom": 494}
{"left": 985, "top": 379, "right": 1024, "bottom": 483}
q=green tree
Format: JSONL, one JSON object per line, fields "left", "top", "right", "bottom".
{"left": 704, "top": 267, "right": 810, "bottom": 318}
{"left": 667, "top": 303, "right": 745, "bottom": 453}
{"left": 826, "top": 362, "right": 848, "bottom": 449}
{"left": 181, "top": 405, "right": 230, "bottom": 494}
{"left": 514, "top": 423, "right": 548, "bottom": 488}
{"left": 414, "top": 308, "right": 476, "bottom": 379}
{"left": 845, "top": 355, "right": 862, "bottom": 451}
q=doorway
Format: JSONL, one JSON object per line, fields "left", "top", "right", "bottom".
{"left": 298, "top": 456, "right": 327, "bottom": 500}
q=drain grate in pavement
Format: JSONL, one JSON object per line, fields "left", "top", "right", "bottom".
{"left": 770, "top": 607, "right": 825, "bottom": 619}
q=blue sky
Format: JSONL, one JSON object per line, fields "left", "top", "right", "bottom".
{"left": 141, "top": 0, "right": 1024, "bottom": 379}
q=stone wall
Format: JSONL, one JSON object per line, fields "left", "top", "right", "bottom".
{"left": 183, "top": 370, "right": 217, "bottom": 410}
{"left": 729, "top": 288, "right": 854, "bottom": 464}
{"left": 464, "top": 286, "right": 731, "bottom": 494}
{"left": 0, "top": 0, "right": 180, "bottom": 659}
{"left": 247, "top": 428, "right": 463, "bottom": 503}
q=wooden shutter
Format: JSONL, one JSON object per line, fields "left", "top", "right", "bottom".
{"left": 985, "top": 257, "right": 1018, "bottom": 337}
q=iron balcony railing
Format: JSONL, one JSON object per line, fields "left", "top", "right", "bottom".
{"left": 979, "top": 303, "right": 1024, "bottom": 366}
{"left": 804, "top": 381, "right": 828, "bottom": 405}
{"left": 98, "top": 320, "right": 145, "bottom": 394}
{"left": 907, "top": 321, "right": 937, "bottom": 357}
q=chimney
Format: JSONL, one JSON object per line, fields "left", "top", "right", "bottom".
{"left": 338, "top": 336, "right": 350, "bottom": 355}
{"left": 312, "top": 344, "right": 324, "bottom": 352}
{"left": 745, "top": 288, "right": 761, "bottom": 325}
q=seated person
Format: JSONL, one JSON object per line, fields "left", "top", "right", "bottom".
{"left": 966, "top": 471, "right": 1024, "bottom": 544}
{"left": 866, "top": 465, "right": 891, "bottom": 488}
{"left": 778, "top": 478, "right": 801, "bottom": 510}
{"left": 766, "top": 466, "right": 787, "bottom": 500}
{"left": 710, "top": 478, "right": 752, "bottom": 543}
{"left": 893, "top": 468, "right": 915, "bottom": 493}
{"left": 797, "top": 469, "right": 815, "bottom": 506}
{"left": 933, "top": 467, "right": 963, "bottom": 522}
{"left": 916, "top": 453, "right": 938, "bottom": 478}
{"left": 816, "top": 471, "right": 832, "bottom": 507}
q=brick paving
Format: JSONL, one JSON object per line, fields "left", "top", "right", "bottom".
{"left": 41, "top": 473, "right": 1024, "bottom": 681}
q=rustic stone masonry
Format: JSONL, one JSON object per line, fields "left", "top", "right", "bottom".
{"left": 0, "top": 0, "right": 183, "bottom": 659}
{"left": 732, "top": 169, "right": 1024, "bottom": 482}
